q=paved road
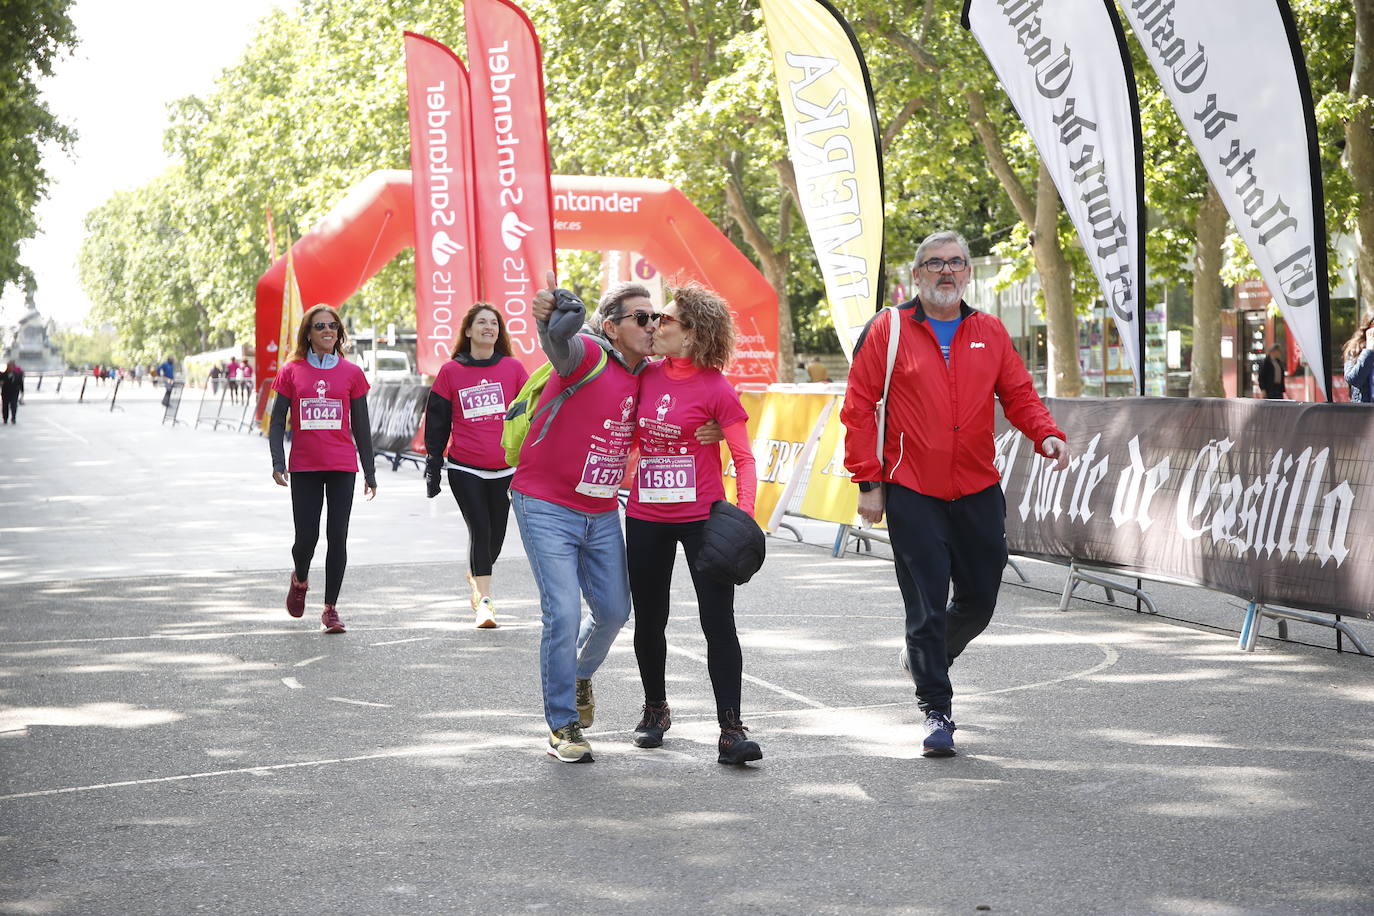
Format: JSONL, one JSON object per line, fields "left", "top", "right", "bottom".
{"left": 1, "top": 394, "right": 1371, "bottom": 914}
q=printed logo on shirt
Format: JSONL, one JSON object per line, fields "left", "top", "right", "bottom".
{"left": 969, "top": 341, "right": 987, "bottom": 349}
{"left": 653, "top": 394, "right": 677, "bottom": 422}
{"left": 618, "top": 396, "right": 635, "bottom": 423}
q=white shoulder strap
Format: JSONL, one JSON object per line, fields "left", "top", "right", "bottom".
{"left": 875, "top": 306, "right": 901, "bottom": 467}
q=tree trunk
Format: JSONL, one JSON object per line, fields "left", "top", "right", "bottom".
{"left": 723, "top": 158, "right": 794, "bottom": 379}
{"left": 1032, "top": 163, "right": 1083, "bottom": 397}
{"left": 1349, "top": 0, "right": 1374, "bottom": 303}
{"left": 1190, "top": 183, "right": 1228, "bottom": 398}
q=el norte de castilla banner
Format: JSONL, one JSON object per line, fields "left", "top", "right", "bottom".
{"left": 964, "top": 0, "right": 1147, "bottom": 395}
{"left": 760, "top": 0, "right": 884, "bottom": 360}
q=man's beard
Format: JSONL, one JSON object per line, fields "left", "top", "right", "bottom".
{"left": 921, "top": 283, "right": 962, "bottom": 309}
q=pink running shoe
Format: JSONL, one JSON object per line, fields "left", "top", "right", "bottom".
{"left": 286, "top": 573, "right": 308, "bottom": 618}
{"left": 321, "top": 605, "right": 346, "bottom": 634}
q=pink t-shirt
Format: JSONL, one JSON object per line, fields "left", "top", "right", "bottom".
{"left": 273, "top": 358, "right": 370, "bottom": 473}
{"left": 627, "top": 361, "right": 748, "bottom": 523}
{"left": 430, "top": 356, "right": 529, "bottom": 469}
{"left": 510, "top": 338, "right": 640, "bottom": 514}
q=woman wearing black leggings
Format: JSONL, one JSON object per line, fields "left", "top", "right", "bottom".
{"left": 625, "top": 283, "right": 761, "bottom": 765}
{"left": 269, "top": 304, "right": 377, "bottom": 633}
{"left": 423, "top": 304, "right": 529, "bottom": 628}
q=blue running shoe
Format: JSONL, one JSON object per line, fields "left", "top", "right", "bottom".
{"left": 922, "top": 711, "right": 956, "bottom": 757}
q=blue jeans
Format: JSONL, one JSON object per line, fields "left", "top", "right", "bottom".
{"left": 511, "top": 490, "right": 632, "bottom": 731}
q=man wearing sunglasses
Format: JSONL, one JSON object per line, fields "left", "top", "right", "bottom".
{"left": 841, "top": 230, "right": 1069, "bottom": 759}
{"left": 510, "top": 271, "right": 662, "bottom": 763}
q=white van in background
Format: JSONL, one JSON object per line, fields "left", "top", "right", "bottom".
{"left": 359, "top": 349, "right": 414, "bottom": 381}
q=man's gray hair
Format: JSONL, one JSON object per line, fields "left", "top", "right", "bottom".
{"left": 596, "top": 282, "right": 652, "bottom": 326}
{"left": 914, "top": 230, "right": 972, "bottom": 268}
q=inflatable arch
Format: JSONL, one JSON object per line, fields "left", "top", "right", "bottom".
{"left": 255, "top": 170, "right": 779, "bottom": 385}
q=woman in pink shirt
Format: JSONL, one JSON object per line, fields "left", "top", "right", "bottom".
{"left": 423, "top": 304, "right": 530, "bottom": 628}
{"left": 269, "top": 305, "right": 377, "bottom": 634}
{"left": 626, "top": 282, "right": 762, "bottom": 765}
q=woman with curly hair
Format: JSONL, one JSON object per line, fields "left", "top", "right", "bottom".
{"left": 624, "top": 282, "right": 762, "bottom": 765}
{"left": 269, "top": 304, "right": 377, "bottom": 634}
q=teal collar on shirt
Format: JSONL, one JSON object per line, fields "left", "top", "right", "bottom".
{"left": 307, "top": 351, "right": 340, "bottom": 369}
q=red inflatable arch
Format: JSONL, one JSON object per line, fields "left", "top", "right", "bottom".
{"left": 255, "top": 170, "right": 778, "bottom": 386}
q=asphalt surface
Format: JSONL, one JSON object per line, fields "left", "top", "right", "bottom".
{"left": 1, "top": 387, "right": 1371, "bottom": 915}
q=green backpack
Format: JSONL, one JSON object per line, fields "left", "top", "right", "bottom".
{"left": 501, "top": 348, "right": 610, "bottom": 467}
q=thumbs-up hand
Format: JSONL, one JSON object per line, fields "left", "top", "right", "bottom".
{"left": 533, "top": 269, "right": 557, "bottom": 323}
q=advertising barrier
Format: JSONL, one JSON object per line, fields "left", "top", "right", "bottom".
{"left": 739, "top": 389, "right": 1367, "bottom": 623}
{"left": 368, "top": 381, "right": 430, "bottom": 457}
{"left": 994, "top": 398, "right": 1370, "bottom": 620}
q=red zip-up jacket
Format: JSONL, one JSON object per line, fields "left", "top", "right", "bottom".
{"left": 841, "top": 299, "right": 1065, "bottom": 501}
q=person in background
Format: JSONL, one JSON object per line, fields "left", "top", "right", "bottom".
{"left": 424, "top": 304, "right": 530, "bottom": 628}
{"left": 269, "top": 304, "right": 377, "bottom": 634}
{"left": 241, "top": 360, "right": 254, "bottom": 405}
{"left": 157, "top": 357, "right": 175, "bottom": 407}
{"left": 806, "top": 358, "right": 832, "bottom": 383}
{"left": 1, "top": 361, "right": 23, "bottom": 424}
{"left": 1344, "top": 312, "right": 1374, "bottom": 403}
{"left": 625, "top": 282, "right": 763, "bottom": 765}
{"left": 1257, "top": 344, "right": 1286, "bottom": 399}
{"left": 210, "top": 364, "right": 223, "bottom": 395}
{"left": 226, "top": 356, "right": 242, "bottom": 404}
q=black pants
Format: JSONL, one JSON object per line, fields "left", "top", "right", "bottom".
{"left": 626, "top": 516, "right": 742, "bottom": 726}
{"left": 885, "top": 482, "right": 1008, "bottom": 717}
{"left": 1, "top": 392, "right": 17, "bottom": 422}
{"left": 447, "top": 469, "right": 512, "bottom": 578}
{"left": 290, "top": 470, "right": 356, "bottom": 606}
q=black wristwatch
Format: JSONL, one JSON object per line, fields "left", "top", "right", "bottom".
{"left": 857, "top": 480, "right": 881, "bottom": 493}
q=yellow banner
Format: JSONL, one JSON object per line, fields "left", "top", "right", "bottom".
{"left": 723, "top": 390, "right": 833, "bottom": 531}
{"left": 760, "top": 0, "right": 884, "bottom": 360}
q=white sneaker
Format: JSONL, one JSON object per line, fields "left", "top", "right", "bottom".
{"left": 474, "top": 596, "right": 497, "bottom": 629}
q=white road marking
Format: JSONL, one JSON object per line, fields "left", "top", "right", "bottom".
{"left": 280, "top": 677, "right": 303, "bottom": 689}
{"left": 0, "top": 742, "right": 497, "bottom": 802}
{"left": 293, "top": 655, "right": 327, "bottom": 668}
{"left": 369, "top": 637, "right": 432, "bottom": 647}
{"left": 40, "top": 417, "right": 90, "bottom": 445}
{"left": 0, "top": 625, "right": 446, "bottom": 646}
{"left": 326, "top": 697, "right": 393, "bottom": 708}
{"left": 666, "top": 643, "right": 829, "bottom": 709}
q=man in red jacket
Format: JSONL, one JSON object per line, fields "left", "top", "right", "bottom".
{"left": 841, "top": 230, "right": 1069, "bottom": 758}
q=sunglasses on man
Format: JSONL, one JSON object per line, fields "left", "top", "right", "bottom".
{"left": 615, "top": 311, "right": 661, "bottom": 327}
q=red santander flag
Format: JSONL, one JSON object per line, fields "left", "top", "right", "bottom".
{"left": 465, "top": 0, "right": 556, "bottom": 370}
{"left": 404, "top": 32, "right": 481, "bottom": 378}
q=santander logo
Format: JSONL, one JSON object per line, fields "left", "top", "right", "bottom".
{"left": 430, "top": 231, "right": 464, "bottom": 266}
{"left": 501, "top": 212, "right": 534, "bottom": 251}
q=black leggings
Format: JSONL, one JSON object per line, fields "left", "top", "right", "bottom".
{"left": 626, "top": 516, "right": 742, "bottom": 726}
{"left": 1, "top": 392, "right": 17, "bottom": 422}
{"left": 290, "top": 470, "right": 356, "bottom": 606}
{"left": 447, "top": 470, "right": 512, "bottom": 577}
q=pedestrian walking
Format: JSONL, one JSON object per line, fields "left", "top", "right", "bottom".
{"left": 241, "top": 360, "right": 254, "bottom": 405}
{"left": 269, "top": 304, "right": 377, "bottom": 634}
{"left": 1, "top": 361, "right": 23, "bottom": 424}
{"left": 1257, "top": 345, "right": 1286, "bottom": 399}
{"left": 423, "top": 304, "right": 530, "bottom": 628}
{"left": 210, "top": 364, "right": 223, "bottom": 395}
{"left": 157, "top": 357, "right": 175, "bottom": 407}
{"left": 1343, "top": 313, "right": 1374, "bottom": 403}
{"left": 226, "top": 357, "right": 242, "bottom": 404}
{"left": 509, "top": 273, "right": 656, "bottom": 764}
{"left": 625, "top": 282, "right": 763, "bottom": 765}
{"left": 840, "top": 230, "right": 1070, "bottom": 758}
